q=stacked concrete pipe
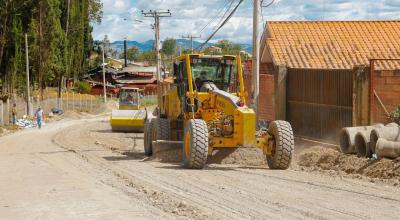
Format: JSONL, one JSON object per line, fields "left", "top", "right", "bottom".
{"left": 376, "top": 138, "right": 400, "bottom": 159}
{"left": 354, "top": 132, "right": 372, "bottom": 158}
{"left": 370, "top": 123, "right": 400, "bottom": 155}
{"left": 340, "top": 124, "right": 384, "bottom": 154}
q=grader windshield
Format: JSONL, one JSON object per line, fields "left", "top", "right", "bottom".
{"left": 190, "top": 57, "right": 238, "bottom": 92}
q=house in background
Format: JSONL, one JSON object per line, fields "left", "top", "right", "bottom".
{"left": 244, "top": 21, "right": 400, "bottom": 142}
{"left": 108, "top": 58, "right": 123, "bottom": 69}
{"left": 206, "top": 46, "right": 223, "bottom": 54}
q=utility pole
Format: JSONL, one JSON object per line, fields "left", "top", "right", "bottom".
{"left": 182, "top": 34, "right": 201, "bottom": 52}
{"left": 142, "top": 10, "right": 171, "bottom": 106}
{"left": 124, "top": 38, "right": 128, "bottom": 67}
{"left": 252, "top": 0, "right": 260, "bottom": 122}
{"left": 25, "top": 33, "right": 32, "bottom": 116}
{"left": 102, "top": 43, "right": 107, "bottom": 103}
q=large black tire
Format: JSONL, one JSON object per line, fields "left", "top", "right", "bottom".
{"left": 144, "top": 120, "right": 153, "bottom": 156}
{"left": 182, "top": 119, "right": 209, "bottom": 169}
{"left": 151, "top": 118, "right": 170, "bottom": 141}
{"left": 266, "top": 120, "right": 294, "bottom": 170}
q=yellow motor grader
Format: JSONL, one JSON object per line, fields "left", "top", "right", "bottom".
{"left": 144, "top": 54, "right": 294, "bottom": 169}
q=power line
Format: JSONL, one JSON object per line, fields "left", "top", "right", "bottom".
{"left": 182, "top": 34, "right": 201, "bottom": 52}
{"left": 261, "top": 0, "right": 275, "bottom": 8}
{"left": 196, "top": 0, "right": 244, "bottom": 51}
{"left": 210, "top": 0, "right": 236, "bottom": 34}
{"left": 198, "top": 0, "right": 231, "bottom": 34}
{"left": 260, "top": 0, "right": 275, "bottom": 35}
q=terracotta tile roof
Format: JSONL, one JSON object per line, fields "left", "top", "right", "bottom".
{"left": 264, "top": 21, "right": 400, "bottom": 69}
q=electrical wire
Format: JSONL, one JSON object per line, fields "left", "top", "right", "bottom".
{"left": 261, "top": 0, "right": 275, "bottom": 8}
{"left": 198, "top": 0, "right": 231, "bottom": 34}
{"left": 208, "top": 0, "right": 236, "bottom": 35}
{"left": 196, "top": 0, "right": 244, "bottom": 51}
{"left": 260, "top": 0, "right": 276, "bottom": 36}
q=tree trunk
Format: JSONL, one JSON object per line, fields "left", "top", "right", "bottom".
{"left": 58, "top": 0, "right": 70, "bottom": 100}
{"left": 39, "top": 0, "right": 43, "bottom": 101}
{"left": 0, "top": 0, "right": 10, "bottom": 69}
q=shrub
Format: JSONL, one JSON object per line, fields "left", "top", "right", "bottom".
{"left": 389, "top": 105, "right": 400, "bottom": 124}
{"left": 74, "top": 81, "right": 92, "bottom": 94}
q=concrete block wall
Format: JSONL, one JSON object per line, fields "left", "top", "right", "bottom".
{"left": 371, "top": 69, "right": 400, "bottom": 123}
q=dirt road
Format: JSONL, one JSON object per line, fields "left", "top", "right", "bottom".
{"left": 1, "top": 116, "right": 400, "bottom": 219}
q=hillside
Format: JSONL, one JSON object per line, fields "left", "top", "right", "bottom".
{"left": 111, "top": 39, "right": 252, "bottom": 53}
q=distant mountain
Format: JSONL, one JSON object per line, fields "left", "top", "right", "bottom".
{"left": 111, "top": 40, "right": 154, "bottom": 53}
{"left": 111, "top": 39, "right": 252, "bottom": 54}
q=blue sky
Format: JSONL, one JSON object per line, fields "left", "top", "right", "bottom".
{"left": 93, "top": 0, "right": 400, "bottom": 43}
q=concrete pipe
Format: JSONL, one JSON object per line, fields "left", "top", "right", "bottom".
{"left": 375, "top": 138, "right": 400, "bottom": 159}
{"left": 370, "top": 123, "right": 400, "bottom": 154}
{"left": 354, "top": 132, "right": 372, "bottom": 158}
{"left": 340, "top": 124, "right": 384, "bottom": 154}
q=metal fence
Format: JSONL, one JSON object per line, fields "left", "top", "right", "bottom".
{"left": 0, "top": 93, "right": 105, "bottom": 126}
{"left": 0, "top": 92, "right": 158, "bottom": 126}
{"left": 286, "top": 68, "right": 353, "bottom": 143}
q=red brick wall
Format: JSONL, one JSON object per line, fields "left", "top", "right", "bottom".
{"left": 259, "top": 74, "right": 275, "bottom": 121}
{"left": 371, "top": 69, "right": 400, "bottom": 123}
{"left": 243, "top": 60, "right": 276, "bottom": 121}
{"left": 243, "top": 60, "right": 253, "bottom": 106}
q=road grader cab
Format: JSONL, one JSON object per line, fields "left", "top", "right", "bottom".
{"left": 144, "top": 54, "right": 294, "bottom": 169}
{"left": 110, "top": 87, "right": 147, "bottom": 132}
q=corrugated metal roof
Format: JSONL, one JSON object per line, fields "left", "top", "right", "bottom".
{"left": 121, "top": 66, "right": 157, "bottom": 73}
{"left": 264, "top": 21, "right": 400, "bottom": 69}
{"left": 115, "top": 78, "right": 157, "bottom": 84}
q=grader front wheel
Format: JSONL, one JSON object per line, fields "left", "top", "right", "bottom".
{"left": 182, "top": 119, "right": 209, "bottom": 169}
{"left": 266, "top": 120, "right": 294, "bottom": 170}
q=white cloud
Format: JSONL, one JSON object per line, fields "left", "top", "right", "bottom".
{"left": 102, "top": 0, "right": 131, "bottom": 14}
{"left": 93, "top": 0, "right": 400, "bottom": 43}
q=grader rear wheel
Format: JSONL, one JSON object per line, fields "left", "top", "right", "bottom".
{"left": 144, "top": 118, "right": 170, "bottom": 156}
{"left": 182, "top": 119, "right": 209, "bottom": 169}
{"left": 144, "top": 120, "right": 153, "bottom": 156}
{"left": 151, "top": 118, "right": 170, "bottom": 141}
{"left": 266, "top": 120, "right": 294, "bottom": 170}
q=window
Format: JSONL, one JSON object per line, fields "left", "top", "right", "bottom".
{"left": 119, "top": 90, "right": 139, "bottom": 105}
{"left": 190, "top": 57, "right": 237, "bottom": 92}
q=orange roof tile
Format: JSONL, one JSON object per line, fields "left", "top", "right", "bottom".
{"left": 263, "top": 21, "right": 400, "bottom": 69}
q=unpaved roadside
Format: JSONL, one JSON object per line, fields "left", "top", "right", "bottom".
{"left": 0, "top": 118, "right": 175, "bottom": 220}
{"left": 50, "top": 117, "right": 400, "bottom": 219}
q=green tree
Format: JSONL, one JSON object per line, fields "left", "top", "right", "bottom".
{"left": 0, "top": 0, "right": 103, "bottom": 99}
{"left": 137, "top": 50, "right": 156, "bottom": 65}
{"left": 120, "top": 46, "right": 139, "bottom": 61}
{"left": 162, "top": 38, "right": 176, "bottom": 56}
{"left": 89, "top": 0, "right": 103, "bottom": 23}
{"left": 215, "top": 39, "right": 243, "bottom": 55}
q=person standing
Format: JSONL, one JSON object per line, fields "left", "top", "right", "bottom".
{"left": 35, "top": 106, "right": 44, "bottom": 129}
{"left": 11, "top": 103, "right": 17, "bottom": 125}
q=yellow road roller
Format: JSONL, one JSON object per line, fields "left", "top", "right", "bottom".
{"left": 110, "top": 87, "right": 147, "bottom": 132}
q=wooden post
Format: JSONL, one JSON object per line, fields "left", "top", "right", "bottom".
{"left": 66, "top": 92, "right": 69, "bottom": 111}
{"left": 79, "top": 93, "right": 82, "bottom": 110}
{"left": 275, "top": 65, "right": 287, "bottom": 120}
{"left": 0, "top": 101, "right": 4, "bottom": 126}
{"left": 6, "top": 98, "right": 10, "bottom": 125}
